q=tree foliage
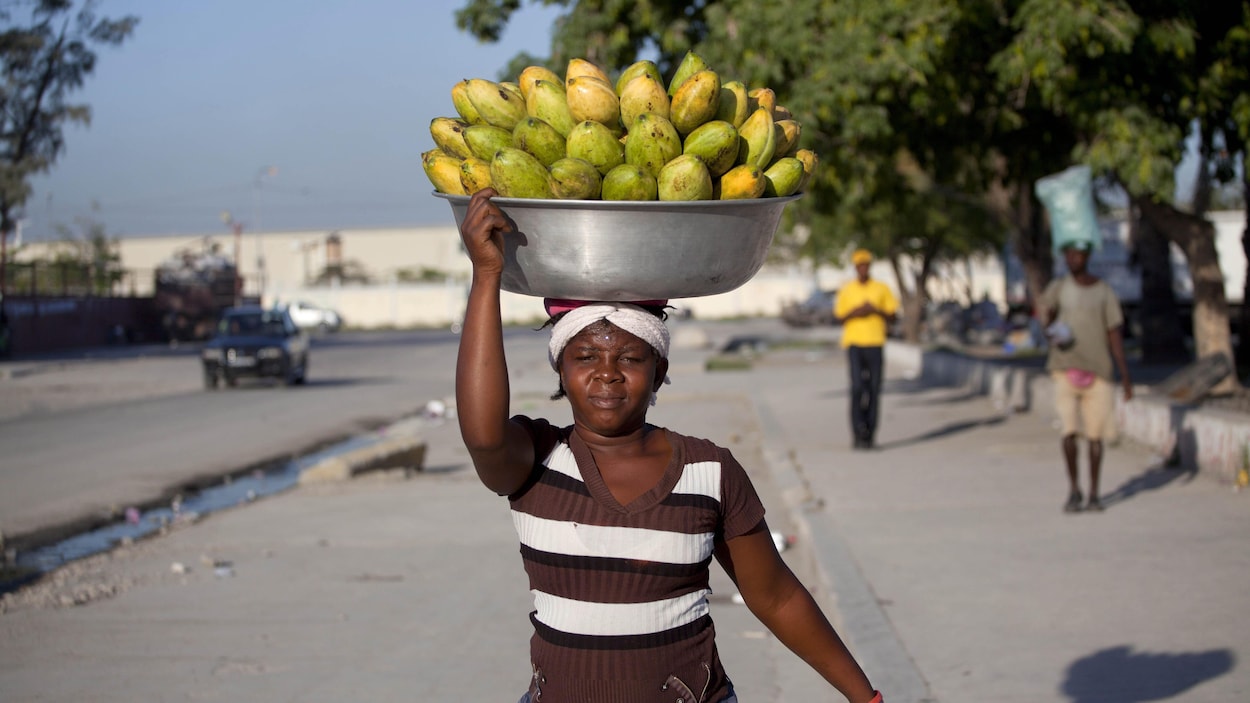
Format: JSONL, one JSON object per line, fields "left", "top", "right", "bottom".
{"left": 458, "top": 1, "right": 1248, "bottom": 363}
{"left": 0, "top": 0, "right": 137, "bottom": 238}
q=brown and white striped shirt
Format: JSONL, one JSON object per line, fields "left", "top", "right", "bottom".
{"left": 511, "top": 416, "right": 766, "bottom": 703}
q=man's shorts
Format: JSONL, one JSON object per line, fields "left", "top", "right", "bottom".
{"left": 1052, "top": 370, "right": 1115, "bottom": 440}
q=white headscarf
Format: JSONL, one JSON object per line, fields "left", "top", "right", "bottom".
{"left": 548, "top": 302, "right": 670, "bottom": 368}
{"left": 547, "top": 302, "right": 671, "bottom": 404}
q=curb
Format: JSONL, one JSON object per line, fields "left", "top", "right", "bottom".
{"left": 888, "top": 343, "right": 1250, "bottom": 483}
{"left": 297, "top": 434, "right": 428, "bottom": 485}
{"left": 753, "top": 392, "right": 934, "bottom": 702}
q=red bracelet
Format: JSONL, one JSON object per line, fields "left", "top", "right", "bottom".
{"left": 868, "top": 692, "right": 884, "bottom": 703}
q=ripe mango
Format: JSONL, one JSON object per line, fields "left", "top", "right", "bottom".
{"left": 490, "top": 147, "right": 554, "bottom": 199}
{"left": 464, "top": 78, "right": 526, "bottom": 131}
{"left": 566, "top": 75, "right": 621, "bottom": 128}
{"left": 566, "top": 57, "right": 612, "bottom": 88}
{"left": 670, "top": 69, "right": 721, "bottom": 136}
{"left": 615, "top": 59, "right": 663, "bottom": 96}
{"left": 715, "top": 80, "right": 749, "bottom": 128}
{"left": 430, "top": 117, "right": 474, "bottom": 160}
{"left": 716, "top": 163, "right": 767, "bottom": 200}
{"left": 459, "top": 156, "right": 492, "bottom": 194}
{"left": 774, "top": 119, "right": 801, "bottom": 159}
{"left": 619, "top": 74, "right": 670, "bottom": 130}
{"left": 512, "top": 116, "right": 566, "bottom": 166}
{"left": 795, "top": 148, "right": 819, "bottom": 191}
{"left": 451, "top": 80, "right": 483, "bottom": 125}
{"left": 658, "top": 154, "right": 713, "bottom": 201}
{"left": 682, "top": 120, "right": 739, "bottom": 177}
{"left": 748, "top": 87, "right": 776, "bottom": 115}
{"left": 549, "top": 157, "right": 603, "bottom": 200}
{"left": 566, "top": 120, "right": 626, "bottom": 176}
{"left": 763, "top": 157, "right": 805, "bottom": 197}
{"left": 519, "top": 65, "right": 563, "bottom": 102}
{"left": 525, "top": 78, "right": 577, "bottom": 137}
{"left": 737, "top": 107, "right": 776, "bottom": 169}
{"left": 624, "top": 112, "right": 682, "bottom": 179}
{"left": 422, "top": 149, "right": 466, "bottom": 195}
{"left": 464, "top": 124, "right": 514, "bottom": 162}
{"left": 668, "top": 50, "right": 710, "bottom": 96}
{"left": 602, "top": 163, "right": 659, "bottom": 201}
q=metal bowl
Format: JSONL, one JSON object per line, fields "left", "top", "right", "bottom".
{"left": 435, "top": 192, "right": 801, "bottom": 300}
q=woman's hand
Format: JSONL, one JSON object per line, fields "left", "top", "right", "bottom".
{"left": 459, "top": 188, "right": 510, "bottom": 276}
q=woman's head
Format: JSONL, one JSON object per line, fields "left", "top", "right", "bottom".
{"left": 544, "top": 301, "right": 670, "bottom": 407}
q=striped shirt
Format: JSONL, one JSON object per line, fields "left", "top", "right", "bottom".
{"left": 511, "top": 416, "right": 766, "bottom": 703}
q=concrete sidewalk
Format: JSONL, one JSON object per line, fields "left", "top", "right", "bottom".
{"left": 1, "top": 322, "right": 1247, "bottom": 702}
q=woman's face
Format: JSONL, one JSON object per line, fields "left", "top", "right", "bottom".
{"left": 557, "top": 320, "right": 667, "bottom": 438}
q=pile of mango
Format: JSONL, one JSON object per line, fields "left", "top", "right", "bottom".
{"left": 423, "top": 52, "right": 817, "bottom": 201}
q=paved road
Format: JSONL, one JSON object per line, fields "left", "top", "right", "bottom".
{"left": 2, "top": 320, "right": 1247, "bottom": 702}
{"left": 0, "top": 329, "right": 544, "bottom": 547}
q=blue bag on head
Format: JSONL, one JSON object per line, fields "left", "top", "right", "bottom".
{"left": 1035, "top": 164, "right": 1099, "bottom": 252}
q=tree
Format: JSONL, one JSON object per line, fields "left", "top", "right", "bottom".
{"left": 457, "top": 0, "right": 1011, "bottom": 345}
{"left": 999, "top": 0, "right": 1248, "bottom": 392}
{"left": 1, "top": 0, "right": 138, "bottom": 241}
{"left": 7, "top": 217, "right": 123, "bottom": 296}
{"left": 457, "top": 1, "right": 1248, "bottom": 375}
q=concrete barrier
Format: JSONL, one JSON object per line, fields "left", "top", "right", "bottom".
{"left": 298, "top": 435, "right": 428, "bottom": 485}
{"left": 888, "top": 342, "right": 1250, "bottom": 483}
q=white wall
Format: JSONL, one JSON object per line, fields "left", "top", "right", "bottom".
{"left": 22, "top": 210, "right": 1240, "bottom": 329}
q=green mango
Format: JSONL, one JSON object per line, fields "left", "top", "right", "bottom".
{"left": 601, "top": 164, "right": 659, "bottom": 201}
{"left": 682, "top": 120, "right": 739, "bottom": 177}
{"left": 512, "top": 117, "right": 566, "bottom": 166}
{"left": 525, "top": 78, "right": 577, "bottom": 137}
{"left": 566, "top": 120, "right": 626, "bottom": 176}
{"left": 763, "top": 156, "right": 805, "bottom": 197}
{"left": 624, "top": 112, "right": 682, "bottom": 179}
{"left": 658, "top": 154, "right": 713, "bottom": 201}
{"left": 549, "top": 157, "right": 603, "bottom": 199}
{"left": 490, "top": 147, "right": 554, "bottom": 199}
{"left": 464, "top": 124, "right": 514, "bottom": 162}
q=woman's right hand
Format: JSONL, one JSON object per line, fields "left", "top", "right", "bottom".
{"left": 459, "top": 188, "right": 510, "bottom": 276}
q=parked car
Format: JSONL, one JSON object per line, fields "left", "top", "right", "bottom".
{"left": 201, "top": 306, "right": 309, "bottom": 389}
{"left": 283, "top": 300, "right": 342, "bottom": 333}
{"left": 780, "top": 288, "right": 839, "bottom": 327}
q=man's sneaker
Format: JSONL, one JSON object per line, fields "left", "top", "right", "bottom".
{"left": 1085, "top": 497, "right": 1104, "bottom": 512}
{"left": 1064, "top": 491, "right": 1084, "bottom": 513}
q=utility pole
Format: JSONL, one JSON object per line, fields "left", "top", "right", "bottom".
{"left": 220, "top": 211, "right": 244, "bottom": 306}
{"left": 252, "top": 166, "right": 277, "bottom": 303}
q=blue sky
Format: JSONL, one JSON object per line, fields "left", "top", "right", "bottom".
{"left": 22, "top": 1, "right": 563, "bottom": 241}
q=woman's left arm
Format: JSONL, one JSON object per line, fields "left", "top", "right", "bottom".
{"left": 716, "top": 522, "right": 878, "bottom": 703}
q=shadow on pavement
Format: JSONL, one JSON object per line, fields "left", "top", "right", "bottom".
{"left": 1061, "top": 644, "right": 1235, "bottom": 703}
{"left": 1099, "top": 464, "right": 1197, "bottom": 509}
{"left": 877, "top": 415, "right": 1007, "bottom": 450}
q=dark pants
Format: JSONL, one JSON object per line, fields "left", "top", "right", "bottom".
{"left": 847, "top": 345, "right": 884, "bottom": 445}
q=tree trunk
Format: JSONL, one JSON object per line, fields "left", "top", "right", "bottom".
{"left": 1239, "top": 175, "right": 1249, "bottom": 371}
{"left": 1135, "top": 196, "right": 1241, "bottom": 395}
{"left": 888, "top": 256, "right": 927, "bottom": 344}
{"left": 1131, "top": 204, "right": 1189, "bottom": 363}
{"left": 1011, "top": 190, "right": 1053, "bottom": 312}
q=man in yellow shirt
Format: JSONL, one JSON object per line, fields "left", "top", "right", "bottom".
{"left": 835, "top": 249, "right": 899, "bottom": 450}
